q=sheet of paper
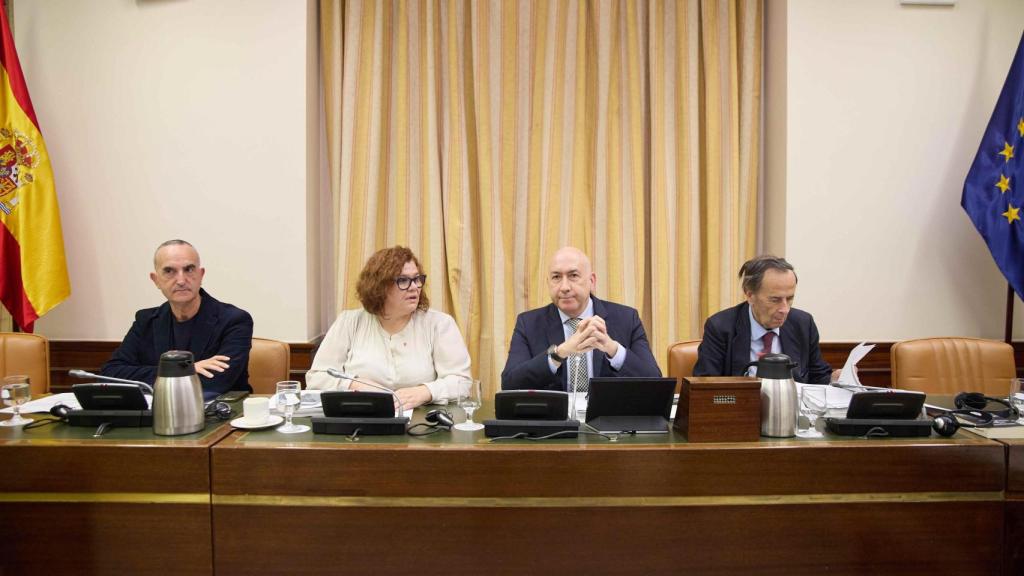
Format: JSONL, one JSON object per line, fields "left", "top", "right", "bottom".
{"left": 2, "top": 391, "right": 153, "bottom": 413}
{"left": 796, "top": 382, "right": 851, "bottom": 412}
{"left": 1, "top": 392, "right": 81, "bottom": 413}
{"left": 269, "top": 389, "right": 324, "bottom": 416}
{"left": 837, "top": 342, "right": 875, "bottom": 387}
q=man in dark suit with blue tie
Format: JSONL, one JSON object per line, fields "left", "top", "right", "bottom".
{"left": 693, "top": 255, "right": 836, "bottom": 384}
{"left": 501, "top": 247, "right": 661, "bottom": 391}
{"left": 101, "top": 239, "right": 253, "bottom": 400}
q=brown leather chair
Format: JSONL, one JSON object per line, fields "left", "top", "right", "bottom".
{"left": 0, "top": 332, "right": 50, "bottom": 395}
{"left": 667, "top": 340, "right": 701, "bottom": 393}
{"left": 248, "top": 338, "right": 291, "bottom": 395}
{"left": 890, "top": 337, "right": 1017, "bottom": 396}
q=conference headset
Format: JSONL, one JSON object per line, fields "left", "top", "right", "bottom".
{"left": 954, "top": 392, "right": 1014, "bottom": 417}
{"left": 21, "top": 403, "right": 72, "bottom": 430}
{"left": 425, "top": 409, "right": 455, "bottom": 428}
{"left": 931, "top": 392, "right": 1015, "bottom": 437}
{"left": 406, "top": 408, "right": 455, "bottom": 436}
{"left": 204, "top": 400, "right": 234, "bottom": 421}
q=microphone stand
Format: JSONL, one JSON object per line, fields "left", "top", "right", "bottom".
{"left": 68, "top": 369, "right": 155, "bottom": 395}
{"left": 65, "top": 369, "right": 155, "bottom": 434}
{"left": 319, "top": 368, "right": 406, "bottom": 415}
{"left": 305, "top": 368, "right": 410, "bottom": 436}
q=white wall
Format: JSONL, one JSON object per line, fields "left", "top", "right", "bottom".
{"left": 15, "top": 0, "right": 1024, "bottom": 345}
{"left": 15, "top": 0, "right": 322, "bottom": 342}
{"left": 766, "top": 0, "right": 1024, "bottom": 341}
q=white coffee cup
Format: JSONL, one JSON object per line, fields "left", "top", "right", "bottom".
{"left": 242, "top": 397, "right": 270, "bottom": 425}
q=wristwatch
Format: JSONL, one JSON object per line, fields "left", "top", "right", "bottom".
{"left": 547, "top": 344, "right": 566, "bottom": 363}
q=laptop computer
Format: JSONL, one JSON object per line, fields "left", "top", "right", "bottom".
{"left": 585, "top": 377, "right": 676, "bottom": 434}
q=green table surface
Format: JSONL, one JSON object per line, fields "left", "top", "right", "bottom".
{"left": 224, "top": 393, "right": 994, "bottom": 447}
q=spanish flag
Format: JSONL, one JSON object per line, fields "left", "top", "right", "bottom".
{"left": 0, "top": 4, "right": 69, "bottom": 332}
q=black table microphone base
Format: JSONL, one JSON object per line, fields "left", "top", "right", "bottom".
{"left": 311, "top": 416, "right": 409, "bottom": 435}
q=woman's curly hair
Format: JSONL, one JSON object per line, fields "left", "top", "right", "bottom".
{"left": 356, "top": 245, "right": 430, "bottom": 315}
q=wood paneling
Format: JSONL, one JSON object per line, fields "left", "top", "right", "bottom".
{"left": 47, "top": 339, "right": 319, "bottom": 392}
{"left": 47, "top": 339, "right": 1022, "bottom": 393}
{"left": 6, "top": 443, "right": 211, "bottom": 493}
{"left": 1, "top": 396, "right": 1014, "bottom": 575}
{"left": 821, "top": 342, "right": 894, "bottom": 387}
{"left": 1005, "top": 499, "right": 1024, "bottom": 575}
{"left": 998, "top": 439, "right": 1024, "bottom": 574}
{"left": 210, "top": 431, "right": 1006, "bottom": 575}
{"left": 0, "top": 422, "right": 232, "bottom": 576}
{"left": 211, "top": 437, "right": 1003, "bottom": 498}
{"left": 2, "top": 503, "right": 213, "bottom": 575}
{"left": 214, "top": 502, "right": 1002, "bottom": 576}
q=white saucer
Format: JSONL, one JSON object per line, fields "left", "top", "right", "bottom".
{"left": 231, "top": 415, "right": 284, "bottom": 430}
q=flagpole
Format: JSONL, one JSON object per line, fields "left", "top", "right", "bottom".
{"left": 1007, "top": 284, "right": 1015, "bottom": 344}
{"left": 2, "top": 0, "right": 10, "bottom": 334}
{"left": 3, "top": 0, "right": 14, "bottom": 333}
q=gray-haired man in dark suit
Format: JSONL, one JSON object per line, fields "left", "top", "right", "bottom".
{"left": 693, "top": 255, "right": 837, "bottom": 383}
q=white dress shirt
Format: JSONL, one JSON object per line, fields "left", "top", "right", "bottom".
{"left": 546, "top": 298, "right": 627, "bottom": 375}
{"left": 747, "top": 305, "right": 781, "bottom": 376}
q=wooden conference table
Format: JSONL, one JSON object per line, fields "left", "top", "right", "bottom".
{"left": 997, "top": 436, "right": 1024, "bottom": 572}
{"left": 0, "top": 414, "right": 233, "bottom": 574}
{"left": 0, "top": 402, "right": 1011, "bottom": 575}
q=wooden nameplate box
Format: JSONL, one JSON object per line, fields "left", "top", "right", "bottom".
{"left": 674, "top": 376, "right": 761, "bottom": 442}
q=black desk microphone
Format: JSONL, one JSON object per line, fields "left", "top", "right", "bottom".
{"left": 68, "top": 369, "right": 154, "bottom": 395}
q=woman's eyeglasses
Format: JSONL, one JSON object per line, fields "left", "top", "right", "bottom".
{"left": 394, "top": 274, "right": 427, "bottom": 290}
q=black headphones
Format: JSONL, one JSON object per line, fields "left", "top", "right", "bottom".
{"left": 425, "top": 409, "right": 455, "bottom": 428}
{"left": 932, "top": 410, "right": 993, "bottom": 437}
{"left": 954, "top": 392, "right": 1014, "bottom": 417}
{"left": 407, "top": 409, "right": 455, "bottom": 436}
{"left": 932, "top": 392, "right": 1015, "bottom": 437}
{"left": 205, "top": 401, "right": 233, "bottom": 421}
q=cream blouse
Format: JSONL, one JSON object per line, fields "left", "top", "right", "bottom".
{"left": 306, "top": 308, "right": 471, "bottom": 403}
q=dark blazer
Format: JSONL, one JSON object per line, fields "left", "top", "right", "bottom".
{"left": 692, "top": 301, "right": 832, "bottom": 384}
{"left": 501, "top": 296, "right": 662, "bottom": 391}
{"left": 101, "top": 289, "right": 253, "bottom": 399}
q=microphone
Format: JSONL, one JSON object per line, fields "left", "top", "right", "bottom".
{"left": 69, "top": 369, "right": 155, "bottom": 395}
{"left": 322, "top": 368, "right": 405, "bottom": 414}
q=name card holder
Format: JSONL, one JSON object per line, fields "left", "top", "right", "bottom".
{"left": 674, "top": 377, "right": 761, "bottom": 442}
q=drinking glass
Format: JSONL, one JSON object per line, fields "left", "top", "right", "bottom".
{"left": 570, "top": 388, "right": 588, "bottom": 422}
{"left": 454, "top": 379, "right": 484, "bottom": 431}
{"left": 275, "top": 381, "right": 309, "bottom": 434}
{"left": 796, "top": 385, "right": 826, "bottom": 438}
{"left": 1, "top": 375, "right": 33, "bottom": 427}
{"left": 1011, "top": 378, "right": 1024, "bottom": 424}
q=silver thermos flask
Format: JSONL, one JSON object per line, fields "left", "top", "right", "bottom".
{"left": 746, "top": 353, "right": 799, "bottom": 438}
{"left": 153, "top": 350, "right": 205, "bottom": 436}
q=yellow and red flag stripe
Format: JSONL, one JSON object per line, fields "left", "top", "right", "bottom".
{"left": 0, "top": 3, "right": 69, "bottom": 331}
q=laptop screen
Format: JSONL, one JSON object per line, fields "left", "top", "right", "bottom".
{"left": 585, "top": 377, "right": 676, "bottom": 422}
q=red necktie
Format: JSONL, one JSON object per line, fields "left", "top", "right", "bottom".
{"left": 758, "top": 331, "right": 775, "bottom": 359}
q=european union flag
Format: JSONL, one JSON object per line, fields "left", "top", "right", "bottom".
{"left": 963, "top": 32, "right": 1024, "bottom": 301}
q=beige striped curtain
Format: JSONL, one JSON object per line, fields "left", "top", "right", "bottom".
{"left": 321, "top": 0, "right": 761, "bottom": 397}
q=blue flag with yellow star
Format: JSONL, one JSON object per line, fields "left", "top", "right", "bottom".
{"left": 963, "top": 32, "right": 1024, "bottom": 301}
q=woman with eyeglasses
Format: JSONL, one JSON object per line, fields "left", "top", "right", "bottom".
{"left": 306, "top": 246, "right": 471, "bottom": 409}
